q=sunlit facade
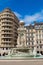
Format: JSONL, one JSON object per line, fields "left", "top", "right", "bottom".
{"left": 17, "top": 22, "right": 43, "bottom": 55}
{"left": 35, "top": 22, "right": 43, "bottom": 54}
{"left": 0, "top": 8, "right": 19, "bottom": 54}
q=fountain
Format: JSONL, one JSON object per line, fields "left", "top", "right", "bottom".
{"left": 33, "top": 47, "right": 37, "bottom": 57}
{"left": 33, "top": 47, "right": 42, "bottom": 58}
{"left": 0, "top": 47, "right": 43, "bottom": 59}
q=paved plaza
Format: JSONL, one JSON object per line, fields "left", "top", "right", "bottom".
{"left": 0, "top": 59, "right": 43, "bottom": 65}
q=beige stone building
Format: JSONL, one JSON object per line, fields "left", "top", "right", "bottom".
{"left": 25, "top": 24, "right": 36, "bottom": 54}
{"left": 0, "top": 8, "right": 19, "bottom": 54}
{"left": 35, "top": 22, "right": 43, "bottom": 55}
{"left": 17, "top": 22, "right": 43, "bottom": 55}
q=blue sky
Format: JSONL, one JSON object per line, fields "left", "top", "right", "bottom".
{"left": 0, "top": 0, "right": 43, "bottom": 25}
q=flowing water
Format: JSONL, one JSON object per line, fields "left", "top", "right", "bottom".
{"left": 0, "top": 52, "right": 43, "bottom": 59}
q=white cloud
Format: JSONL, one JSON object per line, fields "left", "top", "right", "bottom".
{"left": 23, "top": 10, "right": 43, "bottom": 25}
{"left": 14, "top": 12, "right": 22, "bottom": 19}
{"left": 14, "top": 10, "right": 43, "bottom": 25}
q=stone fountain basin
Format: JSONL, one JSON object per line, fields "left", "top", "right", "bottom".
{"left": 10, "top": 52, "right": 34, "bottom": 57}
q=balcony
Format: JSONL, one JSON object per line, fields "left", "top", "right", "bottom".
{"left": 1, "top": 27, "right": 13, "bottom": 30}
{"left": 1, "top": 24, "right": 13, "bottom": 27}
{"left": 1, "top": 32, "right": 13, "bottom": 35}
{"left": 1, "top": 16, "right": 14, "bottom": 20}
{"left": 1, "top": 44, "right": 14, "bottom": 47}
{"left": 1, "top": 40, "right": 12, "bottom": 43}
{"left": 1, "top": 20, "right": 13, "bottom": 23}
{"left": 1, "top": 36, "right": 13, "bottom": 39}
{"left": 1, "top": 12, "right": 14, "bottom": 16}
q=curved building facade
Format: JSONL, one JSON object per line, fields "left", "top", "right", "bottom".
{"left": 0, "top": 8, "right": 19, "bottom": 52}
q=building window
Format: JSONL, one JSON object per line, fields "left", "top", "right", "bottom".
{"left": 37, "top": 41, "right": 38, "bottom": 44}
{"left": 32, "top": 42, "right": 33, "bottom": 45}
{"left": 6, "top": 48, "right": 8, "bottom": 50}
{"left": 32, "top": 38, "right": 33, "bottom": 40}
{"left": 29, "top": 38, "right": 30, "bottom": 41}
{"left": 37, "top": 46, "right": 38, "bottom": 48}
{"left": 40, "top": 41, "right": 41, "bottom": 43}
{"left": 40, "top": 46, "right": 42, "bottom": 48}
{"left": 3, "top": 48, "right": 4, "bottom": 50}
{"left": 32, "top": 47, "right": 34, "bottom": 49}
